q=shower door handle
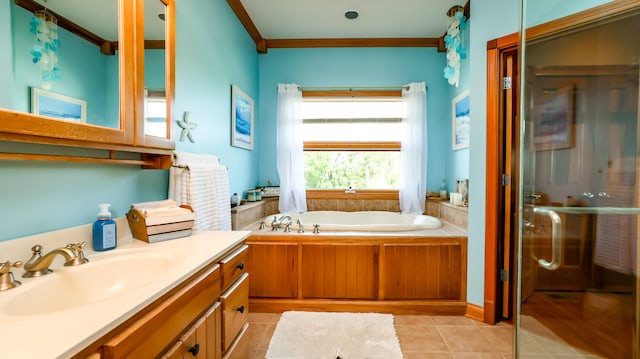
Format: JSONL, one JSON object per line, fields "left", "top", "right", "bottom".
{"left": 532, "top": 207, "right": 563, "bottom": 270}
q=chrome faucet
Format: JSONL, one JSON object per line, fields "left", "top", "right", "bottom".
{"left": 297, "top": 219, "right": 305, "bottom": 233}
{"left": 271, "top": 215, "right": 293, "bottom": 231}
{"left": 23, "top": 242, "right": 89, "bottom": 278}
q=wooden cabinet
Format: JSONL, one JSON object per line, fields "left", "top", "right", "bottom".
{"left": 161, "top": 303, "right": 221, "bottom": 359}
{"left": 220, "top": 273, "right": 249, "bottom": 354}
{"left": 383, "top": 242, "right": 465, "bottom": 300}
{"left": 72, "top": 242, "right": 250, "bottom": 359}
{"left": 220, "top": 245, "right": 249, "bottom": 290}
{"left": 247, "top": 235, "right": 467, "bottom": 314}
{"left": 247, "top": 242, "right": 298, "bottom": 298}
{"left": 529, "top": 210, "right": 594, "bottom": 291}
{"left": 221, "top": 323, "right": 250, "bottom": 359}
{"left": 100, "top": 263, "right": 222, "bottom": 358}
{"left": 302, "top": 243, "right": 379, "bottom": 299}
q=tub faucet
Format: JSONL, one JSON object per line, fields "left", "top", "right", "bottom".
{"left": 23, "top": 242, "right": 89, "bottom": 278}
{"left": 297, "top": 219, "right": 305, "bottom": 233}
{"left": 313, "top": 224, "right": 320, "bottom": 234}
{"left": 271, "top": 215, "right": 293, "bottom": 231}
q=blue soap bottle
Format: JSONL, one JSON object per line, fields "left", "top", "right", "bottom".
{"left": 93, "top": 203, "right": 117, "bottom": 251}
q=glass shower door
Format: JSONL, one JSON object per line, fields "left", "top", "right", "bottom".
{"left": 518, "top": 2, "right": 639, "bottom": 358}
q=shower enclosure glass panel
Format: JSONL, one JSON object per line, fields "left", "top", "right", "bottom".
{"left": 518, "top": 2, "right": 639, "bottom": 358}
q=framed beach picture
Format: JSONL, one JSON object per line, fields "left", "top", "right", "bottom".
{"left": 533, "top": 86, "right": 574, "bottom": 151}
{"left": 452, "top": 89, "right": 470, "bottom": 150}
{"left": 231, "top": 85, "right": 254, "bottom": 150}
{"left": 31, "top": 88, "right": 87, "bottom": 122}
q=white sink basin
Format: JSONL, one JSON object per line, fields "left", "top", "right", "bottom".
{"left": 2, "top": 248, "right": 185, "bottom": 316}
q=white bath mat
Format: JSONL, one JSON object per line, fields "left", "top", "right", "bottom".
{"left": 266, "top": 311, "right": 404, "bottom": 359}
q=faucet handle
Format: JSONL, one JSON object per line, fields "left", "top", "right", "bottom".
{"left": 0, "top": 261, "right": 22, "bottom": 274}
{"left": 30, "top": 244, "right": 44, "bottom": 255}
{"left": 66, "top": 241, "right": 87, "bottom": 253}
{"left": 0, "top": 261, "right": 22, "bottom": 292}
{"left": 284, "top": 223, "right": 292, "bottom": 232}
{"left": 65, "top": 242, "right": 89, "bottom": 266}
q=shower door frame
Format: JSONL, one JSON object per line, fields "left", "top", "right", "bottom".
{"left": 484, "top": 0, "right": 640, "bottom": 323}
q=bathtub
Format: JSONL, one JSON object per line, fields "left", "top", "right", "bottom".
{"left": 265, "top": 211, "right": 441, "bottom": 232}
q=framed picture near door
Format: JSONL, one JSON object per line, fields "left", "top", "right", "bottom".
{"left": 452, "top": 89, "right": 470, "bottom": 150}
{"left": 533, "top": 86, "right": 574, "bottom": 151}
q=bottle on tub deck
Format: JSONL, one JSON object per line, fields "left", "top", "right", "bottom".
{"left": 93, "top": 203, "right": 117, "bottom": 251}
{"left": 440, "top": 179, "right": 448, "bottom": 199}
{"left": 231, "top": 193, "right": 240, "bottom": 207}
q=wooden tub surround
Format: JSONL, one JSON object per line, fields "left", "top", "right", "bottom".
{"left": 246, "top": 231, "right": 467, "bottom": 315}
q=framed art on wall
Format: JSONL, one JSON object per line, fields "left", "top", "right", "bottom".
{"left": 231, "top": 85, "right": 254, "bottom": 150}
{"left": 533, "top": 85, "right": 574, "bottom": 151}
{"left": 452, "top": 89, "right": 470, "bottom": 150}
{"left": 31, "top": 87, "right": 87, "bottom": 123}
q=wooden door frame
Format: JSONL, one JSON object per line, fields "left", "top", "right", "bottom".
{"left": 483, "top": 0, "right": 640, "bottom": 325}
{"left": 484, "top": 32, "right": 519, "bottom": 325}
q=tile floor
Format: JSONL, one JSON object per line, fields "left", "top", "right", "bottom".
{"left": 248, "top": 313, "right": 514, "bottom": 359}
{"left": 248, "top": 312, "right": 606, "bottom": 358}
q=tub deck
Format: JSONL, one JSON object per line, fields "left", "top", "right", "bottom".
{"left": 243, "top": 218, "right": 467, "bottom": 237}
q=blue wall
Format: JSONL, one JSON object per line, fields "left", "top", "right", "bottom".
{"left": 0, "top": 0, "right": 259, "bottom": 242}
{"left": 257, "top": 47, "right": 449, "bottom": 192}
{"left": 172, "top": 0, "right": 259, "bottom": 201}
{"left": 0, "top": 0, "right": 13, "bottom": 109}
{"left": 446, "top": 22, "right": 471, "bottom": 194}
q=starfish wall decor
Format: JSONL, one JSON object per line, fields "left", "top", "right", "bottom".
{"left": 176, "top": 111, "right": 197, "bottom": 143}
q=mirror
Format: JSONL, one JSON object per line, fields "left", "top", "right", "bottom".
{"left": 6, "top": 0, "right": 121, "bottom": 129}
{"left": 143, "top": 0, "right": 169, "bottom": 138}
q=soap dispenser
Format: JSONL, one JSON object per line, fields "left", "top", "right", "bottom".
{"left": 93, "top": 203, "right": 117, "bottom": 251}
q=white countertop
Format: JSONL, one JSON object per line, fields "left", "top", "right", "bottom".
{"left": 0, "top": 220, "right": 249, "bottom": 358}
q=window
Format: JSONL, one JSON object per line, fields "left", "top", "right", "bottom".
{"left": 144, "top": 89, "right": 167, "bottom": 137}
{"left": 302, "top": 97, "right": 405, "bottom": 190}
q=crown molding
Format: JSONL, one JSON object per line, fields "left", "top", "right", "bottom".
{"left": 226, "top": 0, "right": 455, "bottom": 53}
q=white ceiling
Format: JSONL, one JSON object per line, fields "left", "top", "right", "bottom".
{"left": 240, "top": 0, "right": 466, "bottom": 39}
{"left": 29, "top": 0, "right": 466, "bottom": 45}
{"left": 33, "top": 0, "right": 165, "bottom": 41}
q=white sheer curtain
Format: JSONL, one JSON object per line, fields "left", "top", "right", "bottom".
{"left": 399, "top": 82, "right": 428, "bottom": 214}
{"left": 276, "top": 83, "right": 308, "bottom": 213}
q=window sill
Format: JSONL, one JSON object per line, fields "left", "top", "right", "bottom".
{"left": 306, "top": 189, "right": 398, "bottom": 200}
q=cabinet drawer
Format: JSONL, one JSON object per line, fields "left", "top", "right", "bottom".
{"left": 102, "top": 264, "right": 221, "bottom": 358}
{"left": 221, "top": 323, "right": 250, "bottom": 359}
{"left": 220, "top": 245, "right": 249, "bottom": 291}
{"left": 220, "top": 273, "right": 249, "bottom": 353}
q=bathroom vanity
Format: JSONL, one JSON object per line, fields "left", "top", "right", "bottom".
{"left": 0, "top": 220, "right": 250, "bottom": 358}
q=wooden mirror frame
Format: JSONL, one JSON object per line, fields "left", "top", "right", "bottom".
{"left": 136, "top": 0, "right": 175, "bottom": 149}
{"left": 0, "top": 0, "right": 175, "bottom": 162}
{"left": 0, "top": 0, "right": 135, "bottom": 148}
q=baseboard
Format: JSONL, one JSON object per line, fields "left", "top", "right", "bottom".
{"left": 250, "top": 298, "right": 467, "bottom": 315}
{"left": 465, "top": 303, "right": 484, "bottom": 322}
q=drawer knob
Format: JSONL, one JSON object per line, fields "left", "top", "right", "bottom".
{"left": 187, "top": 343, "right": 200, "bottom": 356}
{"left": 236, "top": 262, "right": 245, "bottom": 270}
{"left": 236, "top": 305, "right": 245, "bottom": 314}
